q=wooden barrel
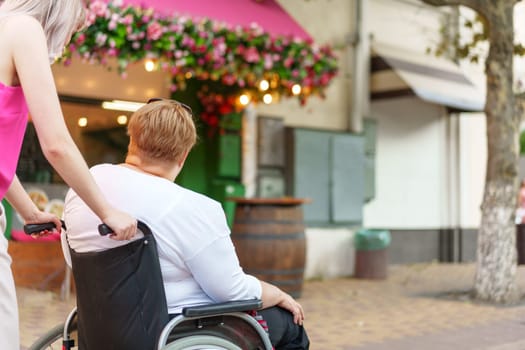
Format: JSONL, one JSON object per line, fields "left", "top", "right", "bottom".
{"left": 230, "top": 198, "right": 307, "bottom": 298}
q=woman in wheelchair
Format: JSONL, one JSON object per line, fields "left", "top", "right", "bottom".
{"left": 61, "top": 98, "right": 309, "bottom": 350}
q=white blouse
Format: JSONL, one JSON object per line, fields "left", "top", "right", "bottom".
{"left": 62, "top": 164, "right": 261, "bottom": 314}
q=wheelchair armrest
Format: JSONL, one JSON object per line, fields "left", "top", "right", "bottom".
{"left": 182, "top": 299, "right": 263, "bottom": 317}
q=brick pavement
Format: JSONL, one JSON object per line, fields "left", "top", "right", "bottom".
{"left": 17, "top": 263, "right": 525, "bottom": 349}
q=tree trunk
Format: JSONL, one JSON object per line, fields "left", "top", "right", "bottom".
{"left": 473, "top": 1, "right": 520, "bottom": 304}
{"left": 421, "top": 0, "right": 522, "bottom": 303}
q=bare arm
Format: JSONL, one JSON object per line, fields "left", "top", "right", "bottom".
{"left": 4, "top": 176, "right": 61, "bottom": 229}
{"left": 7, "top": 16, "right": 136, "bottom": 239}
{"left": 260, "top": 280, "right": 305, "bottom": 325}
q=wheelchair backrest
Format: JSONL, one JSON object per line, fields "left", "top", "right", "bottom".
{"left": 69, "top": 221, "right": 169, "bottom": 350}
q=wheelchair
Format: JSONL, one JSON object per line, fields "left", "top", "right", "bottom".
{"left": 26, "top": 221, "right": 273, "bottom": 350}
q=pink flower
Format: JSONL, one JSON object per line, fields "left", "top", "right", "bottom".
{"left": 222, "top": 74, "right": 236, "bottom": 85}
{"left": 249, "top": 22, "right": 263, "bottom": 36}
{"left": 243, "top": 47, "right": 260, "bottom": 63}
{"left": 121, "top": 15, "right": 134, "bottom": 26}
{"left": 75, "top": 33, "right": 86, "bottom": 46}
{"left": 303, "top": 77, "right": 312, "bottom": 86}
{"left": 320, "top": 73, "right": 331, "bottom": 85}
{"left": 263, "top": 54, "right": 273, "bottom": 69}
{"left": 86, "top": 13, "right": 97, "bottom": 26}
{"left": 89, "top": 1, "right": 108, "bottom": 17}
{"left": 284, "top": 57, "right": 294, "bottom": 68}
{"left": 182, "top": 36, "right": 195, "bottom": 48}
{"left": 107, "top": 48, "right": 118, "bottom": 57}
{"left": 147, "top": 22, "right": 163, "bottom": 40}
{"left": 95, "top": 33, "right": 108, "bottom": 46}
{"left": 169, "top": 23, "right": 183, "bottom": 33}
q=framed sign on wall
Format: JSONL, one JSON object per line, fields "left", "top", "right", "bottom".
{"left": 257, "top": 116, "right": 285, "bottom": 168}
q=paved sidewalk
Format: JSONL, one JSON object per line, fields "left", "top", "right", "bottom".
{"left": 299, "top": 263, "right": 525, "bottom": 349}
{"left": 18, "top": 263, "right": 525, "bottom": 349}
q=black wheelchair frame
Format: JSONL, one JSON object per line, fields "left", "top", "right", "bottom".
{"left": 26, "top": 220, "right": 273, "bottom": 350}
{"left": 29, "top": 300, "right": 273, "bottom": 350}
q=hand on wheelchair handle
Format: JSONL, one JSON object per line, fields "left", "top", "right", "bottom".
{"left": 23, "top": 220, "right": 66, "bottom": 235}
{"left": 98, "top": 223, "right": 114, "bottom": 236}
{"left": 99, "top": 220, "right": 149, "bottom": 237}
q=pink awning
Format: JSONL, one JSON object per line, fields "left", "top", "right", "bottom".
{"left": 121, "top": 0, "right": 312, "bottom": 41}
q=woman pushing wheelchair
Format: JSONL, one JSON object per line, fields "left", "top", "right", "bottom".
{"left": 62, "top": 98, "right": 310, "bottom": 349}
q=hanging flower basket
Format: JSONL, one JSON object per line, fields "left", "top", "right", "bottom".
{"left": 64, "top": 0, "right": 339, "bottom": 98}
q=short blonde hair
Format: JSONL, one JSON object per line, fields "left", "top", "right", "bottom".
{"left": 2, "top": 0, "right": 86, "bottom": 62}
{"left": 127, "top": 99, "right": 197, "bottom": 163}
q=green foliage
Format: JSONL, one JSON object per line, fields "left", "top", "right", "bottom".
{"left": 520, "top": 129, "right": 525, "bottom": 155}
{"left": 61, "top": 0, "right": 339, "bottom": 104}
{"left": 429, "top": 12, "right": 491, "bottom": 63}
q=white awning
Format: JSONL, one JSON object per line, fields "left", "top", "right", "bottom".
{"left": 371, "top": 43, "right": 485, "bottom": 112}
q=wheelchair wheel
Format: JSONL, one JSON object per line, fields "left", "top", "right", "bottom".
{"left": 162, "top": 335, "right": 242, "bottom": 350}
{"left": 28, "top": 322, "right": 78, "bottom": 350}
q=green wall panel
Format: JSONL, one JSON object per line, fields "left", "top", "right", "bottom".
{"left": 292, "top": 129, "right": 331, "bottom": 223}
{"left": 217, "top": 134, "right": 241, "bottom": 178}
{"left": 289, "top": 128, "right": 365, "bottom": 225}
{"left": 331, "top": 134, "right": 365, "bottom": 223}
{"left": 363, "top": 119, "right": 377, "bottom": 202}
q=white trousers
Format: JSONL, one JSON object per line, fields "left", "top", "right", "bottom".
{"left": 0, "top": 203, "right": 19, "bottom": 350}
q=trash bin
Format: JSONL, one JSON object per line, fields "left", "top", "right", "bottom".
{"left": 354, "top": 229, "right": 391, "bottom": 279}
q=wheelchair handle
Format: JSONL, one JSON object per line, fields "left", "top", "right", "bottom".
{"left": 23, "top": 220, "right": 66, "bottom": 235}
{"left": 98, "top": 220, "right": 152, "bottom": 236}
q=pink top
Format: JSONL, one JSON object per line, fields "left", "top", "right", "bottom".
{"left": 0, "top": 81, "right": 28, "bottom": 199}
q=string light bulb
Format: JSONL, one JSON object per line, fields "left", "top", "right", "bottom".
{"left": 117, "top": 115, "right": 128, "bottom": 125}
{"left": 239, "top": 94, "right": 251, "bottom": 106}
{"left": 259, "top": 79, "right": 270, "bottom": 91}
{"left": 292, "top": 84, "right": 302, "bottom": 96}
{"left": 78, "top": 117, "right": 88, "bottom": 128}
{"left": 263, "top": 93, "right": 273, "bottom": 104}
{"left": 144, "top": 59, "right": 157, "bottom": 72}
